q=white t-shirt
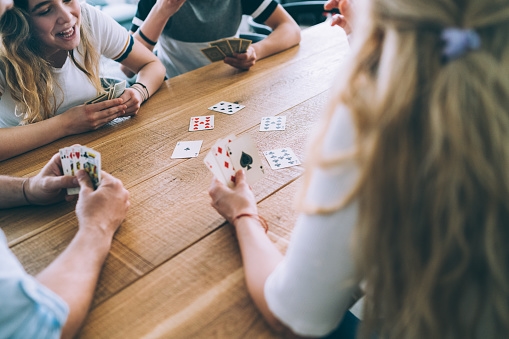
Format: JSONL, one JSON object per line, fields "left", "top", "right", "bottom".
{"left": 264, "top": 105, "right": 360, "bottom": 337}
{"left": 0, "top": 3, "right": 132, "bottom": 127}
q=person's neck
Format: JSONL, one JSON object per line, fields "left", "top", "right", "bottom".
{"left": 48, "top": 49, "right": 69, "bottom": 68}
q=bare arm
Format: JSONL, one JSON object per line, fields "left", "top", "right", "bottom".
{"left": 36, "top": 170, "right": 129, "bottom": 339}
{"left": 253, "top": 5, "right": 301, "bottom": 60}
{"left": 224, "top": 5, "right": 301, "bottom": 70}
{"left": 0, "top": 99, "right": 127, "bottom": 161}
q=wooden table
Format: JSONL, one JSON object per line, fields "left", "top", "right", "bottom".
{"left": 0, "top": 22, "right": 349, "bottom": 338}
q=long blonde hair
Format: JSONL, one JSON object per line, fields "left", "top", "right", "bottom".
{"left": 302, "top": 0, "right": 509, "bottom": 337}
{"left": 0, "top": 0, "right": 102, "bottom": 124}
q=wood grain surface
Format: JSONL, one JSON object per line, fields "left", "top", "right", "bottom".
{"left": 0, "top": 22, "right": 349, "bottom": 338}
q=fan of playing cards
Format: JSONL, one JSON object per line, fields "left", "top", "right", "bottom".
{"left": 169, "top": 97, "right": 302, "bottom": 188}
{"left": 85, "top": 80, "right": 126, "bottom": 104}
{"left": 204, "top": 134, "right": 265, "bottom": 188}
{"left": 60, "top": 146, "right": 101, "bottom": 195}
{"left": 201, "top": 38, "right": 252, "bottom": 62}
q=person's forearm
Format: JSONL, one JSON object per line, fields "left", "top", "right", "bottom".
{"left": 135, "top": 60, "right": 166, "bottom": 98}
{"left": 234, "top": 217, "right": 286, "bottom": 332}
{"left": 36, "top": 227, "right": 113, "bottom": 339}
{"left": 0, "top": 116, "right": 68, "bottom": 161}
{"left": 135, "top": 5, "right": 175, "bottom": 51}
{"left": 0, "top": 176, "right": 29, "bottom": 208}
{"left": 253, "top": 22, "right": 301, "bottom": 60}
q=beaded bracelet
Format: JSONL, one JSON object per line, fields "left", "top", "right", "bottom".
{"left": 138, "top": 30, "right": 157, "bottom": 46}
{"left": 132, "top": 82, "right": 150, "bottom": 100}
{"left": 232, "top": 213, "right": 269, "bottom": 233}
{"left": 22, "top": 178, "right": 32, "bottom": 205}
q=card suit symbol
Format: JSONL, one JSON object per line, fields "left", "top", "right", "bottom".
{"left": 240, "top": 151, "right": 253, "bottom": 170}
{"left": 184, "top": 147, "right": 191, "bottom": 151}
{"left": 289, "top": 161, "right": 295, "bottom": 164}
{"left": 200, "top": 121, "right": 204, "bottom": 124}
{"left": 268, "top": 151, "right": 275, "bottom": 155}
{"left": 264, "top": 127, "right": 269, "bottom": 130}
{"left": 275, "top": 163, "right": 281, "bottom": 167}
{"left": 194, "top": 124, "right": 199, "bottom": 127}
{"left": 271, "top": 155, "right": 277, "bottom": 159}
{"left": 231, "top": 175, "right": 236, "bottom": 183}
{"left": 223, "top": 161, "right": 230, "bottom": 169}
{"left": 194, "top": 127, "right": 199, "bottom": 130}
{"left": 218, "top": 147, "right": 223, "bottom": 154}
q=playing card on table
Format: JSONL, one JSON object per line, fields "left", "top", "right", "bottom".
{"left": 263, "top": 147, "right": 301, "bottom": 170}
{"left": 209, "top": 39, "right": 234, "bottom": 57}
{"left": 260, "top": 116, "right": 286, "bottom": 131}
{"left": 227, "top": 135, "right": 265, "bottom": 185}
{"left": 189, "top": 115, "right": 214, "bottom": 131}
{"left": 208, "top": 101, "right": 245, "bottom": 115}
{"left": 200, "top": 46, "right": 225, "bottom": 62}
{"left": 171, "top": 140, "right": 203, "bottom": 159}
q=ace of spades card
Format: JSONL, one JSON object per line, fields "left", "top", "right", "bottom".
{"left": 226, "top": 135, "right": 264, "bottom": 185}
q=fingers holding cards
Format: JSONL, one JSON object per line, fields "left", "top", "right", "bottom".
{"left": 60, "top": 145, "right": 102, "bottom": 195}
{"left": 200, "top": 38, "right": 252, "bottom": 62}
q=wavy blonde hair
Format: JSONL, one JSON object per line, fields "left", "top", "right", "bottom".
{"left": 0, "top": 0, "right": 102, "bottom": 124}
{"left": 301, "top": 0, "right": 509, "bottom": 337}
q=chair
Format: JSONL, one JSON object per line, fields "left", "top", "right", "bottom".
{"left": 249, "top": 1, "right": 340, "bottom": 34}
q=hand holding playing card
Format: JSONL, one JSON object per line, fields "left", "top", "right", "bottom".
{"left": 223, "top": 45, "right": 256, "bottom": 70}
{"left": 208, "top": 169, "right": 259, "bottom": 225}
{"left": 22, "top": 152, "right": 81, "bottom": 205}
{"left": 62, "top": 99, "right": 126, "bottom": 135}
{"left": 204, "top": 134, "right": 264, "bottom": 187}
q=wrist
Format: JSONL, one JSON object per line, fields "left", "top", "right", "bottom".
{"left": 22, "top": 177, "right": 34, "bottom": 205}
{"left": 232, "top": 213, "right": 269, "bottom": 233}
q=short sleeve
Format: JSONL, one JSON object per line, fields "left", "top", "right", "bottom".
{"left": 264, "top": 106, "right": 360, "bottom": 337}
{"left": 80, "top": 3, "right": 133, "bottom": 62}
{"left": 0, "top": 230, "right": 69, "bottom": 338}
{"left": 242, "top": 0, "right": 278, "bottom": 23}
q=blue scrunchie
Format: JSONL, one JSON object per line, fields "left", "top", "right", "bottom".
{"left": 441, "top": 28, "right": 481, "bottom": 62}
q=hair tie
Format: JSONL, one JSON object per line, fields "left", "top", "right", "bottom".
{"left": 441, "top": 28, "right": 480, "bottom": 62}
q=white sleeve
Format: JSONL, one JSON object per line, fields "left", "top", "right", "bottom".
{"left": 81, "top": 3, "right": 132, "bottom": 61}
{"left": 264, "top": 106, "right": 359, "bottom": 337}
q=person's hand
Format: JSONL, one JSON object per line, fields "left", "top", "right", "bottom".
{"left": 325, "top": 0, "right": 353, "bottom": 35}
{"left": 118, "top": 87, "right": 144, "bottom": 117}
{"left": 208, "top": 169, "right": 258, "bottom": 224}
{"left": 154, "top": 0, "right": 186, "bottom": 19}
{"left": 75, "top": 170, "right": 130, "bottom": 239}
{"left": 223, "top": 46, "right": 257, "bottom": 70}
{"left": 24, "top": 153, "right": 80, "bottom": 205}
{"left": 62, "top": 99, "right": 127, "bottom": 135}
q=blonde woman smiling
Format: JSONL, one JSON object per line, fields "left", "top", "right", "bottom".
{"left": 0, "top": 0, "right": 165, "bottom": 160}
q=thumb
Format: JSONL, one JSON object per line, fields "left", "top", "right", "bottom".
{"left": 76, "top": 170, "right": 94, "bottom": 194}
{"left": 44, "top": 175, "right": 79, "bottom": 191}
{"left": 234, "top": 169, "right": 247, "bottom": 186}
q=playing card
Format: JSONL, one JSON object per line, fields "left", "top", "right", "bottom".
{"left": 171, "top": 140, "right": 203, "bottom": 159}
{"left": 210, "top": 39, "right": 234, "bottom": 57}
{"left": 200, "top": 46, "right": 225, "bottom": 62}
{"left": 208, "top": 101, "right": 245, "bottom": 115}
{"left": 189, "top": 115, "right": 214, "bottom": 131}
{"left": 112, "top": 80, "right": 126, "bottom": 99}
{"left": 227, "top": 38, "right": 242, "bottom": 53}
{"left": 204, "top": 151, "right": 227, "bottom": 185}
{"left": 227, "top": 135, "right": 265, "bottom": 185}
{"left": 239, "top": 39, "right": 252, "bottom": 53}
{"left": 211, "top": 137, "right": 236, "bottom": 187}
{"left": 85, "top": 92, "right": 107, "bottom": 104}
{"left": 260, "top": 116, "right": 286, "bottom": 131}
{"left": 263, "top": 147, "right": 301, "bottom": 170}
{"left": 80, "top": 146, "right": 101, "bottom": 189}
